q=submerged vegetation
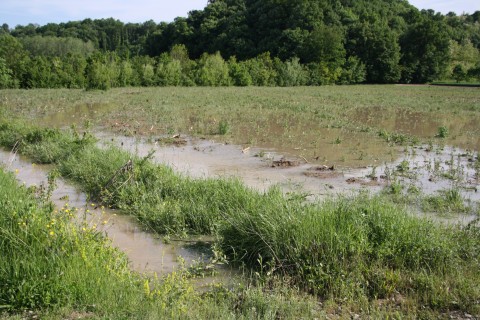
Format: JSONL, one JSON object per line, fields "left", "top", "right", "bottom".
{"left": 0, "top": 118, "right": 479, "bottom": 318}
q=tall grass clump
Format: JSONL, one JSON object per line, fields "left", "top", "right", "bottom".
{"left": 0, "top": 168, "right": 141, "bottom": 314}
{"left": 58, "top": 144, "right": 278, "bottom": 234}
{"left": 219, "top": 194, "right": 480, "bottom": 312}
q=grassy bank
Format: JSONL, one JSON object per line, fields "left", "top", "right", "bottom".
{"left": 0, "top": 119, "right": 479, "bottom": 317}
{"left": 0, "top": 165, "right": 180, "bottom": 318}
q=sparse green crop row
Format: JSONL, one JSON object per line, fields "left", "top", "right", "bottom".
{"left": 1, "top": 119, "right": 479, "bottom": 318}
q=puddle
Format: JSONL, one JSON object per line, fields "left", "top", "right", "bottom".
{"left": 0, "top": 149, "right": 211, "bottom": 276}
{"left": 352, "top": 106, "right": 480, "bottom": 151}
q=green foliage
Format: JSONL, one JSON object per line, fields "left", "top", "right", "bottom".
{"left": 85, "top": 52, "right": 119, "bottom": 90}
{"left": 0, "top": 167, "right": 323, "bottom": 319}
{"left": 467, "top": 64, "right": 480, "bottom": 81}
{"left": 348, "top": 22, "right": 401, "bottom": 83}
{"left": 452, "top": 64, "right": 467, "bottom": 82}
{"left": 448, "top": 40, "right": 480, "bottom": 79}
{"left": 228, "top": 56, "right": 252, "bottom": 86}
{"left": 0, "top": 57, "right": 12, "bottom": 89}
{"left": 194, "top": 52, "right": 231, "bottom": 86}
{"left": 339, "top": 56, "right": 366, "bottom": 84}
{"left": 20, "top": 36, "right": 95, "bottom": 57}
{"left": 245, "top": 52, "right": 277, "bottom": 86}
{"left": 220, "top": 194, "right": 480, "bottom": 310}
{"left": 0, "top": 168, "right": 139, "bottom": 312}
{"left": 422, "top": 189, "right": 468, "bottom": 214}
{"left": 307, "top": 62, "right": 341, "bottom": 85}
{"left": 400, "top": 14, "right": 451, "bottom": 83}
{"left": 217, "top": 120, "right": 231, "bottom": 135}
{"left": 436, "top": 126, "right": 449, "bottom": 138}
{"left": 3, "top": 2, "right": 479, "bottom": 86}
{"left": 0, "top": 34, "right": 29, "bottom": 88}
{"left": 274, "top": 57, "right": 308, "bottom": 87}
{"left": 155, "top": 53, "right": 182, "bottom": 86}
{"left": 378, "top": 129, "right": 417, "bottom": 145}
{"left": 0, "top": 122, "right": 96, "bottom": 164}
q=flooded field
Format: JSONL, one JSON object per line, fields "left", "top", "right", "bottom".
{"left": 100, "top": 132, "right": 479, "bottom": 224}
{"left": 1, "top": 86, "right": 479, "bottom": 318}
{"left": 2, "top": 85, "right": 478, "bottom": 223}
{"left": 3, "top": 86, "right": 479, "bottom": 167}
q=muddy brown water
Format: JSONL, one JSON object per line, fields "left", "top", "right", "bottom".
{"left": 0, "top": 150, "right": 213, "bottom": 276}
{"left": 353, "top": 106, "right": 480, "bottom": 152}
{"left": 1, "top": 133, "right": 478, "bottom": 284}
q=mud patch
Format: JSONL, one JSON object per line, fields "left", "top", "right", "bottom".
{"left": 156, "top": 135, "right": 188, "bottom": 147}
{"left": 304, "top": 165, "right": 342, "bottom": 179}
{"left": 271, "top": 158, "right": 301, "bottom": 168}
{"left": 346, "top": 175, "right": 388, "bottom": 186}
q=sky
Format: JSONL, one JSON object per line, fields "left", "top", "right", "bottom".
{"left": 409, "top": 0, "right": 478, "bottom": 15}
{"left": 0, "top": 0, "right": 478, "bottom": 28}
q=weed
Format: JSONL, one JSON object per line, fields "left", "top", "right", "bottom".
{"left": 422, "top": 188, "right": 469, "bottom": 214}
{"left": 436, "top": 126, "right": 449, "bottom": 138}
{"left": 0, "top": 166, "right": 323, "bottom": 319}
{"left": 217, "top": 120, "right": 230, "bottom": 135}
{"left": 396, "top": 160, "right": 410, "bottom": 173}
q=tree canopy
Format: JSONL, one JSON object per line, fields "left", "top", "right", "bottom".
{"left": 1, "top": 0, "right": 479, "bottom": 88}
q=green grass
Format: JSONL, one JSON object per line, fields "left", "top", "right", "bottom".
{"left": 0, "top": 166, "right": 142, "bottom": 315}
{"left": 220, "top": 194, "right": 480, "bottom": 311}
{"left": 422, "top": 189, "right": 470, "bottom": 214}
{"left": 0, "top": 119, "right": 479, "bottom": 317}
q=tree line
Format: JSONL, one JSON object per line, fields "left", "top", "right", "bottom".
{"left": 1, "top": 0, "right": 480, "bottom": 89}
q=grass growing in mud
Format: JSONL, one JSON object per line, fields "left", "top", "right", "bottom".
{"left": 1, "top": 119, "right": 479, "bottom": 317}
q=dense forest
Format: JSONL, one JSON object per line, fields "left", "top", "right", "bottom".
{"left": 1, "top": 0, "right": 480, "bottom": 89}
